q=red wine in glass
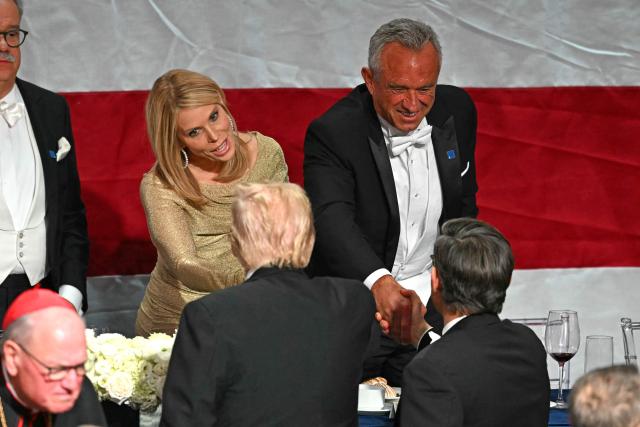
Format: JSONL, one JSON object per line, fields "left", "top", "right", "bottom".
{"left": 550, "top": 352, "right": 576, "bottom": 364}
{"left": 545, "top": 310, "right": 580, "bottom": 409}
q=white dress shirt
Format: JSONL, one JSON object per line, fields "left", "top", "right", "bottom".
{"left": 364, "top": 117, "right": 443, "bottom": 305}
{"left": 0, "top": 85, "right": 46, "bottom": 283}
{"left": 0, "top": 85, "right": 82, "bottom": 312}
{"left": 0, "top": 86, "right": 35, "bottom": 233}
{"left": 416, "top": 314, "right": 468, "bottom": 349}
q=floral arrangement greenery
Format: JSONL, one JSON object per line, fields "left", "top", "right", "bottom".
{"left": 84, "top": 329, "right": 175, "bottom": 411}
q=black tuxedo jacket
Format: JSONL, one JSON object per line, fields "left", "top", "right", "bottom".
{"left": 16, "top": 78, "right": 89, "bottom": 310}
{"left": 398, "top": 313, "right": 550, "bottom": 427}
{"left": 304, "top": 84, "right": 478, "bottom": 330}
{"left": 160, "top": 267, "right": 377, "bottom": 427}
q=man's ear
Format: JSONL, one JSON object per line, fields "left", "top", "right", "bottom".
{"left": 431, "top": 267, "right": 442, "bottom": 294}
{"left": 361, "top": 67, "right": 375, "bottom": 94}
{"left": 3, "top": 340, "right": 22, "bottom": 376}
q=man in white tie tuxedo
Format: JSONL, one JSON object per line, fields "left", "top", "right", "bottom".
{"left": 0, "top": 0, "right": 88, "bottom": 319}
{"left": 304, "top": 18, "right": 478, "bottom": 385}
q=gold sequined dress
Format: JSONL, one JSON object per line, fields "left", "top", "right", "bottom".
{"left": 135, "top": 133, "right": 288, "bottom": 335}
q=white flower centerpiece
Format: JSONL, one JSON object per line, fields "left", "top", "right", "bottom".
{"left": 85, "top": 329, "right": 175, "bottom": 411}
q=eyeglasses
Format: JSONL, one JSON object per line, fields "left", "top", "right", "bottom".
{"left": 0, "top": 29, "right": 28, "bottom": 48}
{"left": 17, "top": 342, "right": 86, "bottom": 381}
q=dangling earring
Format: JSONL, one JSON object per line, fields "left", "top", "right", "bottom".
{"left": 229, "top": 115, "right": 237, "bottom": 134}
{"left": 180, "top": 148, "right": 189, "bottom": 169}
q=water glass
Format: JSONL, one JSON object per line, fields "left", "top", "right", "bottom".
{"left": 584, "top": 335, "right": 613, "bottom": 373}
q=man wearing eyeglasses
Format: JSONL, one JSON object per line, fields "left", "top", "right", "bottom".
{"left": 0, "top": 0, "right": 89, "bottom": 319}
{"left": 0, "top": 288, "right": 106, "bottom": 426}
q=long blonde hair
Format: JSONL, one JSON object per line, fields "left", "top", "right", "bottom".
{"left": 146, "top": 69, "right": 250, "bottom": 206}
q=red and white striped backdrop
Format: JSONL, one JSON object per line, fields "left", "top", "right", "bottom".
{"left": 18, "top": 1, "right": 640, "bottom": 376}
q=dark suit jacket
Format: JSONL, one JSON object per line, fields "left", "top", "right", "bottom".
{"left": 16, "top": 78, "right": 89, "bottom": 311}
{"left": 160, "top": 267, "right": 377, "bottom": 427}
{"left": 0, "top": 375, "right": 106, "bottom": 426}
{"left": 399, "top": 313, "right": 550, "bottom": 427}
{"left": 304, "top": 84, "right": 478, "bottom": 330}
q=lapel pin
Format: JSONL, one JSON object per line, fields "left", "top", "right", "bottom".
{"left": 48, "top": 150, "right": 56, "bottom": 159}
{"left": 447, "top": 149, "right": 456, "bottom": 160}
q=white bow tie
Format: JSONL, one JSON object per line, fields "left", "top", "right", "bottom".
{"left": 0, "top": 101, "right": 25, "bottom": 127}
{"left": 388, "top": 125, "right": 432, "bottom": 156}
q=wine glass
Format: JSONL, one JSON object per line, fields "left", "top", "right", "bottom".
{"left": 545, "top": 310, "right": 580, "bottom": 409}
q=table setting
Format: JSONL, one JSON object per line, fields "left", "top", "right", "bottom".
{"left": 83, "top": 307, "right": 618, "bottom": 427}
{"left": 357, "top": 307, "right": 619, "bottom": 427}
{"left": 357, "top": 380, "right": 399, "bottom": 427}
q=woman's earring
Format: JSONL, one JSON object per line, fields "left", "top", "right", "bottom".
{"left": 181, "top": 148, "right": 189, "bottom": 169}
{"left": 229, "top": 116, "right": 237, "bottom": 134}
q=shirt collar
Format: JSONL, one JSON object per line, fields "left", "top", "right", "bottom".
{"left": 0, "top": 84, "right": 19, "bottom": 105}
{"left": 442, "top": 315, "right": 468, "bottom": 335}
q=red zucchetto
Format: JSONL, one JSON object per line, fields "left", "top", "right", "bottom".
{"left": 2, "top": 288, "right": 76, "bottom": 330}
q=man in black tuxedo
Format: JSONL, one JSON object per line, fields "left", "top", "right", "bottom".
{"left": 304, "top": 18, "right": 478, "bottom": 385}
{"left": 161, "top": 183, "right": 376, "bottom": 427}
{"left": 397, "top": 218, "right": 550, "bottom": 427}
{"left": 0, "top": 0, "right": 88, "bottom": 318}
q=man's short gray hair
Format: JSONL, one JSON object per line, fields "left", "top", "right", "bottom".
{"left": 570, "top": 365, "right": 640, "bottom": 427}
{"left": 368, "top": 18, "right": 442, "bottom": 77}
{"left": 432, "top": 218, "right": 514, "bottom": 315}
{"left": 0, "top": 315, "right": 33, "bottom": 356}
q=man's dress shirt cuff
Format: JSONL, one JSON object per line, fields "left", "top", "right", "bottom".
{"left": 416, "top": 328, "right": 441, "bottom": 351}
{"left": 363, "top": 268, "right": 392, "bottom": 290}
{"left": 59, "top": 284, "right": 83, "bottom": 315}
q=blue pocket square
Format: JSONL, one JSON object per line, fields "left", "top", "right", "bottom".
{"left": 48, "top": 150, "right": 56, "bottom": 159}
{"left": 447, "top": 150, "right": 456, "bottom": 160}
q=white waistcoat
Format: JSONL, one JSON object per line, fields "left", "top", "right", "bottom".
{"left": 382, "top": 117, "right": 443, "bottom": 304}
{"left": 0, "top": 99, "right": 47, "bottom": 286}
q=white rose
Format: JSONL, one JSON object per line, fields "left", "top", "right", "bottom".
{"left": 105, "top": 371, "right": 134, "bottom": 403}
{"left": 93, "top": 359, "right": 113, "bottom": 377}
{"left": 155, "top": 349, "right": 172, "bottom": 364}
{"left": 148, "top": 332, "right": 172, "bottom": 340}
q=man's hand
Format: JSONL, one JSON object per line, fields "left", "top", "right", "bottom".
{"left": 399, "top": 289, "right": 430, "bottom": 347}
{"left": 371, "top": 275, "right": 414, "bottom": 344}
{"left": 374, "top": 286, "right": 430, "bottom": 347}
{"left": 375, "top": 312, "right": 391, "bottom": 335}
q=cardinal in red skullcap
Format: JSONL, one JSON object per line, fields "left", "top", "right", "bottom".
{"left": 2, "top": 288, "right": 75, "bottom": 330}
{"left": 0, "top": 288, "right": 106, "bottom": 426}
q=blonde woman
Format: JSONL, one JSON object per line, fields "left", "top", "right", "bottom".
{"left": 135, "top": 69, "right": 288, "bottom": 335}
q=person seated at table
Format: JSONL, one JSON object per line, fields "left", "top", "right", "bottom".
{"left": 135, "top": 69, "right": 288, "bottom": 336}
{"left": 0, "top": 288, "right": 106, "bottom": 426}
{"left": 569, "top": 365, "right": 640, "bottom": 427}
{"left": 395, "top": 218, "right": 549, "bottom": 427}
{"left": 160, "top": 182, "right": 376, "bottom": 427}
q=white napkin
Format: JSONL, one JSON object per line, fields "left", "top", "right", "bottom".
{"left": 57, "top": 137, "right": 71, "bottom": 162}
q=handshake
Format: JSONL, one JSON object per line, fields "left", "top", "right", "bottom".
{"left": 371, "top": 274, "right": 431, "bottom": 347}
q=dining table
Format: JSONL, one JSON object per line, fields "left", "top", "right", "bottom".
{"left": 359, "top": 389, "right": 571, "bottom": 426}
